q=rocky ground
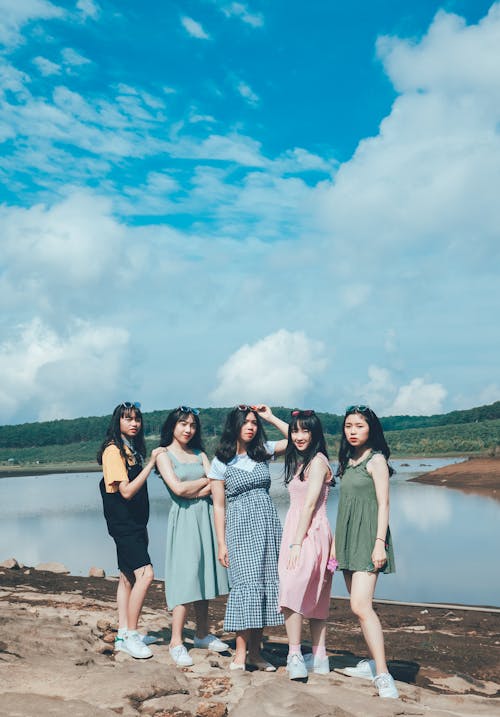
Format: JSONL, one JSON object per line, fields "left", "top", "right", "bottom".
{"left": 1, "top": 564, "right": 499, "bottom": 717}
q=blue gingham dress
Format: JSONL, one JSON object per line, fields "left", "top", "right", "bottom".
{"left": 224, "top": 460, "right": 284, "bottom": 631}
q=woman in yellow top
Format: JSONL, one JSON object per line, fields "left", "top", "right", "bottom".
{"left": 98, "top": 402, "right": 165, "bottom": 659}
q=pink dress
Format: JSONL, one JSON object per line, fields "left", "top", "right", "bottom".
{"left": 278, "top": 453, "right": 333, "bottom": 619}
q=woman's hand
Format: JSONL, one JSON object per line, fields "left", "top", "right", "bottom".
{"left": 196, "top": 482, "right": 212, "bottom": 498}
{"left": 252, "top": 404, "right": 273, "bottom": 421}
{"left": 151, "top": 446, "right": 167, "bottom": 463}
{"left": 287, "top": 544, "right": 301, "bottom": 570}
{"left": 371, "top": 541, "right": 387, "bottom": 571}
{"left": 218, "top": 543, "right": 229, "bottom": 568}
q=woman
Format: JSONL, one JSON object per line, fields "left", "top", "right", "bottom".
{"left": 98, "top": 401, "right": 165, "bottom": 659}
{"left": 278, "top": 409, "right": 333, "bottom": 679}
{"left": 209, "top": 404, "right": 288, "bottom": 671}
{"left": 156, "top": 406, "right": 229, "bottom": 667}
{"left": 333, "top": 405, "right": 398, "bottom": 699}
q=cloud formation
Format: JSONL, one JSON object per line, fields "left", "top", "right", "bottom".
{"left": 210, "top": 330, "right": 328, "bottom": 407}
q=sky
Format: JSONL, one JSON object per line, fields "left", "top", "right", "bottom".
{"left": 0, "top": 0, "right": 499, "bottom": 424}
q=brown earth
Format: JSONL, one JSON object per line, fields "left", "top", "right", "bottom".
{"left": 1, "top": 566, "right": 499, "bottom": 717}
{"left": 410, "top": 457, "right": 500, "bottom": 500}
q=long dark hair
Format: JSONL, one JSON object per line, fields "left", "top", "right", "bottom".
{"left": 97, "top": 404, "right": 146, "bottom": 465}
{"left": 159, "top": 408, "right": 204, "bottom": 451}
{"left": 336, "top": 407, "right": 394, "bottom": 478}
{"left": 284, "top": 411, "right": 330, "bottom": 484}
{"left": 215, "top": 407, "right": 271, "bottom": 464}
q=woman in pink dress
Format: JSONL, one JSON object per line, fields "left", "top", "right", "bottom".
{"left": 278, "top": 409, "right": 334, "bottom": 680}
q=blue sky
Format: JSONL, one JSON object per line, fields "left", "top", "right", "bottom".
{"left": 0, "top": 0, "right": 499, "bottom": 423}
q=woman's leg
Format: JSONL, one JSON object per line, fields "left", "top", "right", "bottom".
{"left": 233, "top": 629, "right": 250, "bottom": 665}
{"left": 309, "top": 618, "right": 327, "bottom": 658}
{"left": 193, "top": 600, "right": 209, "bottom": 638}
{"left": 247, "top": 628, "right": 264, "bottom": 662}
{"left": 282, "top": 608, "right": 303, "bottom": 654}
{"left": 127, "top": 564, "right": 154, "bottom": 631}
{"left": 349, "top": 570, "right": 388, "bottom": 675}
{"left": 170, "top": 604, "right": 188, "bottom": 647}
{"left": 117, "top": 571, "right": 133, "bottom": 630}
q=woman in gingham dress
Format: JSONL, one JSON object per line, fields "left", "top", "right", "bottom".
{"left": 210, "top": 405, "right": 288, "bottom": 670}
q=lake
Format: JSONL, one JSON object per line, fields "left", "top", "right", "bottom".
{"left": 1, "top": 458, "right": 498, "bottom": 607}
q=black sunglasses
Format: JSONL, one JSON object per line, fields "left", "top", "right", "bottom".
{"left": 121, "top": 401, "right": 141, "bottom": 409}
{"left": 236, "top": 404, "right": 256, "bottom": 411}
{"left": 178, "top": 405, "right": 200, "bottom": 415}
{"left": 291, "top": 409, "right": 315, "bottom": 416}
{"left": 345, "top": 404, "right": 369, "bottom": 414}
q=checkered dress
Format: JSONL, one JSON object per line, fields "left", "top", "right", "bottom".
{"left": 223, "top": 461, "right": 284, "bottom": 631}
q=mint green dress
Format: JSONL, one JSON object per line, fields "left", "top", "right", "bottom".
{"left": 335, "top": 451, "right": 395, "bottom": 574}
{"left": 163, "top": 450, "right": 229, "bottom": 609}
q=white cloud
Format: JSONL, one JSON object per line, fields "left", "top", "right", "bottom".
{"left": 221, "top": 2, "right": 264, "bottom": 28}
{"left": 61, "top": 47, "right": 92, "bottom": 67}
{"left": 0, "top": 0, "right": 64, "bottom": 47}
{"left": 0, "top": 319, "right": 130, "bottom": 423}
{"left": 76, "top": 0, "right": 100, "bottom": 21}
{"left": 236, "top": 80, "right": 259, "bottom": 106}
{"left": 389, "top": 378, "right": 447, "bottom": 416}
{"left": 210, "top": 330, "right": 327, "bottom": 406}
{"left": 33, "top": 56, "right": 61, "bottom": 76}
{"left": 180, "top": 16, "right": 210, "bottom": 40}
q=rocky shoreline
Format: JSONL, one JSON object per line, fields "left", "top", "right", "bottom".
{"left": 1, "top": 562, "right": 499, "bottom": 717}
{"left": 410, "top": 457, "right": 500, "bottom": 500}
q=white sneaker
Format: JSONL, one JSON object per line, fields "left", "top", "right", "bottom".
{"left": 193, "top": 634, "right": 229, "bottom": 652}
{"left": 287, "top": 653, "right": 308, "bottom": 680}
{"left": 303, "top": 652, "right": 330, "bottom": 674}
{"left": 373, "top": 672, "right": 399, "bottom": 699}
{"left": 169, "top": 643, "right": 193, "bottom": 667}
{"left": 118, "top": 632, "right": 153, "bottom": 659}
{"left": 341, "top": 658, "right": 376, "bottom": 680}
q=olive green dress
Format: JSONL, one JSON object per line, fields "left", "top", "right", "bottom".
{"left": 335, "top": 451, "right": 395, "bottom": 574}
{"left": 163, "top": 450, "right": 229, "bottom": 609}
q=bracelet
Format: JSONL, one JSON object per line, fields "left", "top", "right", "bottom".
{"left": 376, "top": 537, "right": 386, "bottom": 543}
{"left": 289, "top": 543, "right": 301, "bottom": 548}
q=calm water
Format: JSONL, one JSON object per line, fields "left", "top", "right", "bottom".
{"left": 1, "top": 458, "right": 498, "bottom": 607}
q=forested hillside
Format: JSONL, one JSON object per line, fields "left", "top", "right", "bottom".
{"left": 1, "top": 403, "right": 499, "bottom": 466}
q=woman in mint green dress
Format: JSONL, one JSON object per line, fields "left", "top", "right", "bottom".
{"left": 332, "top": 406, "right": 399, "bottom": 700}
{"left": 156, "top": 407, "right": 229, "bottom": 667}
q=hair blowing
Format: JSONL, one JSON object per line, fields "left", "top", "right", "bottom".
{"left": 215, "top": 408, "right": 272, "bottom": 464}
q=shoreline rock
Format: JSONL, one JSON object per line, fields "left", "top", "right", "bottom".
{"left": 410, "top": 456, "right": 500, "bottom": 500}
{"left": 0, "top": 566, "right": 499, "bottom": 717}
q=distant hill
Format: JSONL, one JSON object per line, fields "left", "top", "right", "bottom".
{"left": 0, "top": 402, "right": 499, "bottom": 465}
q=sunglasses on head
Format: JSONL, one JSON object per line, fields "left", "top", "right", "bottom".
{"left": 121, "top": 401, "right": 141, "bottom": 409}
{"left": 345, "top": 404, "right": 369, "bottom": 414}
{"left": 236, "top": 404, "right": 256, "bottom": 411}
{"left": 178, "top": 405, "right": 200, "bottom": 415}
{"left": 291, "top": 409, "right": 315, "bottom": 417}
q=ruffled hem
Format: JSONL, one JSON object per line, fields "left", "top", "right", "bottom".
{"left": 223, "top": 582, "right": 284, "bottom": 631}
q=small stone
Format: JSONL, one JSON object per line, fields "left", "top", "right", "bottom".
{"left": 196, "top": 702, "right": 227, "bottom": 717}
{"left": 0, "top": 558, "right": 20, "bottom": 569}
{"left": 103, "top": 632, "right": 116, "bottom": 644}
{"left": 89, "top": 566, "right": 106, "bottom": 578}
{"left": 97, "top": 618, "right": 113, "bottom": 631}
{"left": 35, "top": 561, "right": 70, "bottom": 574}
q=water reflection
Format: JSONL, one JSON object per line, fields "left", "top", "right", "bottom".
{"left": 0, "top": 458, "right": 498, "bottom": 607}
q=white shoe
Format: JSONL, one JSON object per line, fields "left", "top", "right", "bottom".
{"left": 169, "top": 643, "right": 193, "bottom": 667}
{"left": 287, "top": 653, "right": 308, "bottom": 680}
{"left": 193, "top": 634, "right": 229, "bottom": 652}
{"left": 117, "top": 632, "right": 153, "bottom": 659}
{"left": 303, "top": 652, "right": 330, "bottom": 674}
{"left": 229, "top": 660, "right": 245, "bottom": 671}
{"left": 373, "top": 672, "right": 399, "bottom": 699}
{"left": 341, "top": 658, "right": 376, "bottom": 680}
